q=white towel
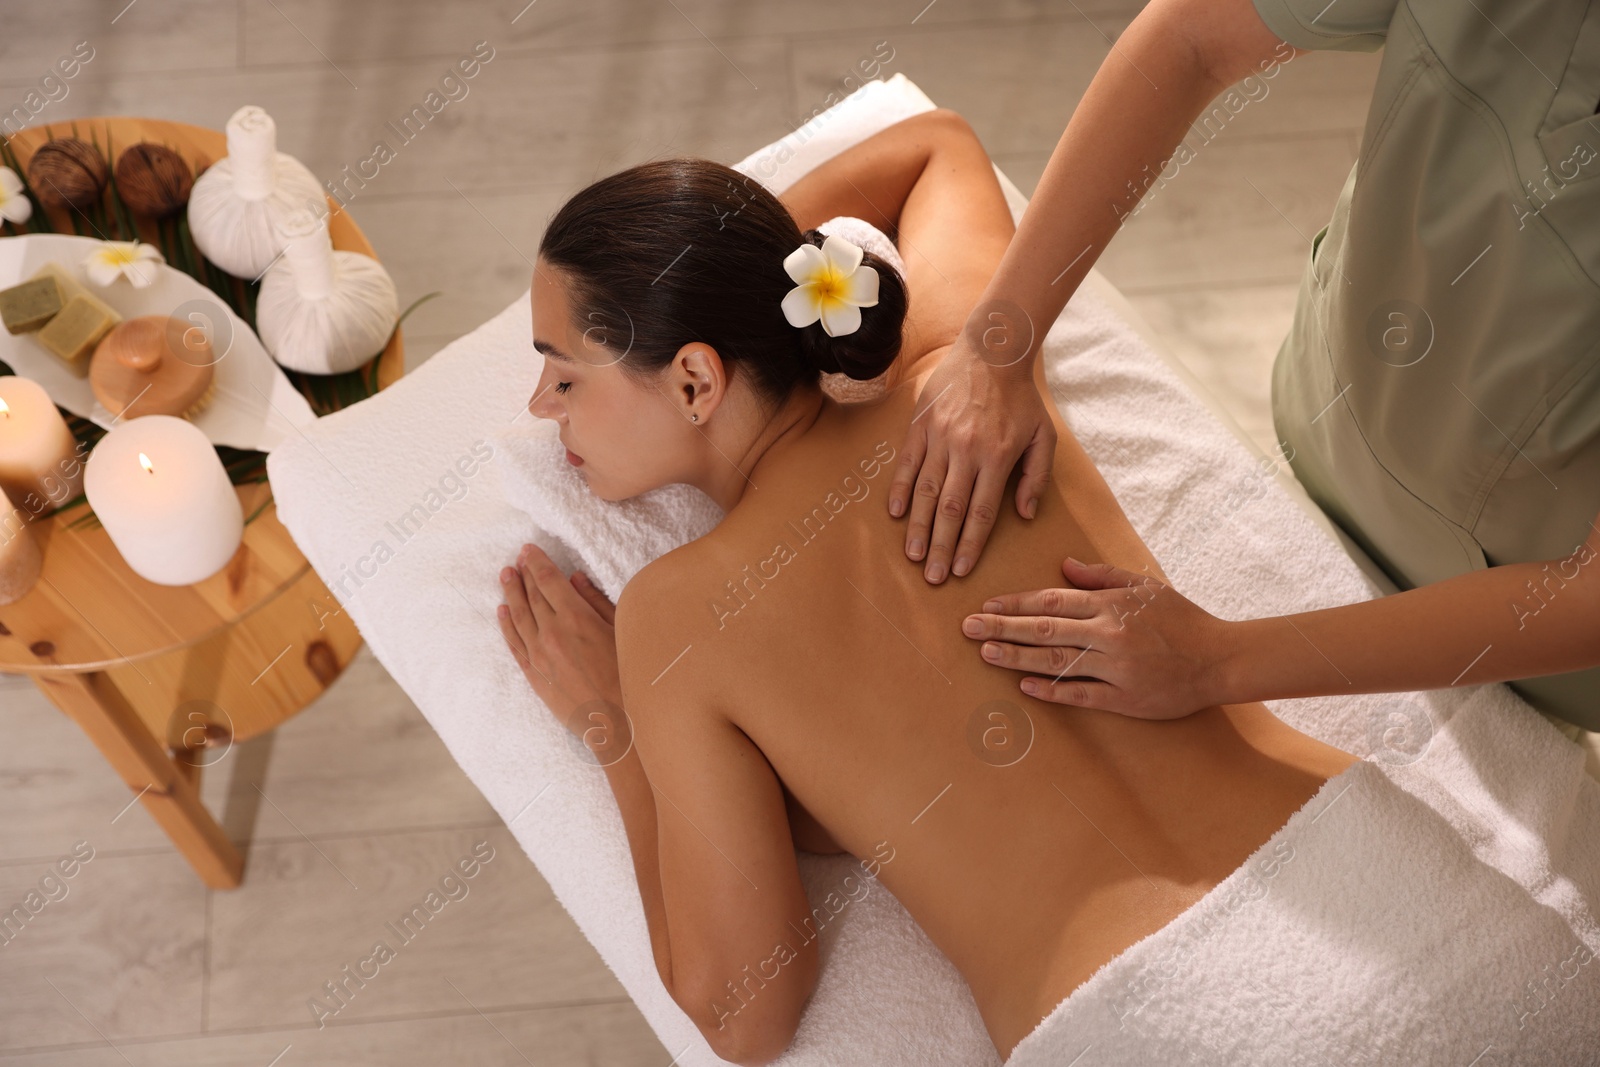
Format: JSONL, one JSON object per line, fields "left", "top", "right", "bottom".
{"left": 1007, "top": 758, "right": 1600, "bottom": 1065}
{"left": 266, "top": 74, "right": 1600, "bottom": 1065}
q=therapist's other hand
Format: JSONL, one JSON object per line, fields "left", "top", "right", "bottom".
{"left": 498, "top": 542, "right": 624, "bottom": 734}
{"left": 890, "top": 344, "right": 1056, "bottom": 584}
{"left": 962, "top": 556, "right": 1231, "bottom": 719}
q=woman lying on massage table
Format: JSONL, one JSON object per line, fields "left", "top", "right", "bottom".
{"left": 494, "top": 108, "right": 1356, "bottom": 1064}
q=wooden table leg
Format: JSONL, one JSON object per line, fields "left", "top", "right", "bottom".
{"left": 33, "top": 669, "right": 243, "bottom": 889}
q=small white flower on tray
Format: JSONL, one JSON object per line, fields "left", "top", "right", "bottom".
{"left": 780, "top": 233, "right": 879, "bottom": 337}
{"left": 0, "top": 167, "right": 33, "bottom": 225}
{"left": 85, "top": 240, "right": 165, "bottom": 289}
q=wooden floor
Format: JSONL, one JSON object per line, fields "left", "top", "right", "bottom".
{"left": 0, "top": 1, "right": 1378, "bottom": 1062}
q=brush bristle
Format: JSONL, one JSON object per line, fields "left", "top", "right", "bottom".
{"left": 182, "top": 376, "right": 217, "bottom": 421}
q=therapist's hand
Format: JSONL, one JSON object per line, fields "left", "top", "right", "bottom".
{"left": 962, "top": 556, "right": 1234, "bottom": 719}
{"left": 890, "top": 341, "right": 1056, "bottom": 584}
{"left": 498, "top": 543, "right": 625, "bottom": 739}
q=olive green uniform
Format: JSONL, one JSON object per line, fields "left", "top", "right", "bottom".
{"left": 1255, "top": 0, "right": 1600, "bottom": 729}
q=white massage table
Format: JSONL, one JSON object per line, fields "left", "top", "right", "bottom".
{"left": 266, "top": 76, "right": 1600, "bottom": 1064}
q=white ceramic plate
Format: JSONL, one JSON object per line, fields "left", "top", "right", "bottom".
{"left": 0, "top": 233, "right": 317, "bottom": 452}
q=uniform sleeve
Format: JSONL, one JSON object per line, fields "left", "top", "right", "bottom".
{"left": 1251, "top": 0, "right": 1400, "bottom": 53}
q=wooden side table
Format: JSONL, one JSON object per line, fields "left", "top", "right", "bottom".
{"left": 0, "top": 117, "right": 404, "bottom": 889}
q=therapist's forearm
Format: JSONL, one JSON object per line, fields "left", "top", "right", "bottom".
{"left": 1212, "top": 544, "right": 1600, "bottom": 705}
{"left": 972, "top": 0, "right": 1288, "bottom": 376}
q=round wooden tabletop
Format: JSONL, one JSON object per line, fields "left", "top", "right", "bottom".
{"left": 0, "top": 116, "right": 400, "bottom": 677}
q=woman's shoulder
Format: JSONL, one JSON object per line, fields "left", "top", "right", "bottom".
{"left": 613, "top": 536, "right": 753, "bottom": 713}
{"left": 614, "top": 534, "right": 729, "bottom": 645}
{"left": 617, "top": 539, "right": 705, "bottom": 619}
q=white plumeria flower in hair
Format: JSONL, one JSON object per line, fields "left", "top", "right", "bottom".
{"left": 85, "top": 240, "right": 165, "bottom": 289}
{"left": 0, "top": 166, "right": 33, "bottom": 225}
{"left": 781, "top": 233, "right": 879, "bottom": 337}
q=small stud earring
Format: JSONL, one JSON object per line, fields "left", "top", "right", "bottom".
{"left": 691, "top": 413, "right": 699, "bottom": 422}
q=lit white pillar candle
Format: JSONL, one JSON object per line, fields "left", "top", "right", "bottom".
{"left": 0, "top": 486, "right": 42, "bottom": 605}
{"left": 83, "top": 415, "right": 243, "bottom": 586}
{"left": 0, "top": 375, "right": 86, "bottom": 518}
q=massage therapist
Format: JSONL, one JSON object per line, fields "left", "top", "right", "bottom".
{"left": 894, "top": 0, "right": 1600, "bottom": 751}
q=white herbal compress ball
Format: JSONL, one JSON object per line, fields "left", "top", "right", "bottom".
{"left": 256, "top": 207, "right": 399, "bottom": 374}
{"left": 187, "top": 105, "right": 325, "bottom": 278}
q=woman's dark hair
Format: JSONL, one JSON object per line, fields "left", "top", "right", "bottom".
{"left": 537, "top": 158, "right": 908, "bottom": 407}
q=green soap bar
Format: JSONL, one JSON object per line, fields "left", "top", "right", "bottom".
{"left": 30, "top": 262, "right": 91, "bottom": 305}
{"left": 0, "top": 276, "right": 65, "bottom": 334}
{"left": 30, "top": 263, "right": 120, "bottom": 327}
{"left": 35, "top": 294, "right": 117, "bottom": 375}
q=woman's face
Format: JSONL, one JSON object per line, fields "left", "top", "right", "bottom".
{"left": 527, "top": 260, "right": 696, "bottom": 501}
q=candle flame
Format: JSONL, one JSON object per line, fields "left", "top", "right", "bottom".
{"left": 0, "top": 397, "right": 8, "bottom": 417}
{"left": 139, "top": 451, "right": 154, "bottom": 474}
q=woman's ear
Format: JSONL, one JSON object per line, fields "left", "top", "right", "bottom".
{"left": 671, "top": 341, "right": 727, "bottom": 421}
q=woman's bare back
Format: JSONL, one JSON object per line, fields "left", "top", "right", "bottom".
{"left": 638, "top": 353, "right": 1356, "bottom": 1056}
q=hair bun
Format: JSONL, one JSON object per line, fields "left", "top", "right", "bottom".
{"left": 795, "top": 228, "right": 908, "bottom": 382}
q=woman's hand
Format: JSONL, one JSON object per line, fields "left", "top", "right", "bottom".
{"left": 498, "top": 542, "right": 627, "bottom": 743}
{"left": 962, "top": 556, "right": 1236, "bottom": 718}
{"left": 890, "top": 339, "right": 1057, "bottom": 584}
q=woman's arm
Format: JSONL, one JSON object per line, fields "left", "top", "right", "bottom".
{"left": 500, "top": 545, "right": 819, "bottom": 1064}
{"left": 776, "top": 108, "right": 1017, "bottom": 390}
{"left": 780, "top": 108, "right": 1066, "bottom": 583}
{"left": 962, "top": 508, "right": 1600, "bottom": 719}
{"left": 1213, "top": 519, "right": 1600, "bottom": 707}
{"left": 611, "top": 566, "right": 820, "bottom": 1065}
{"left": 895, "top": 0, "right": 1304, "bottom": 584}
{"left": 951, "top": 0, "right": 1299, "bottom": 367}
